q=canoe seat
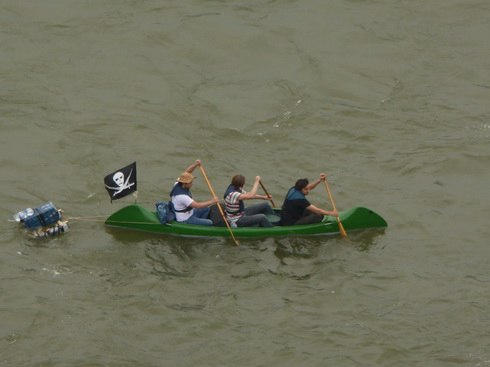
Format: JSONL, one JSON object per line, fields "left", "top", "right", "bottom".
{"left": 265, "top": 213, "right": 281, "bottom": 226}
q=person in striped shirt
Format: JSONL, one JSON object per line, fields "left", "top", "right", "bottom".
{"left": 223, "top": 174, "right": 274, "bottom": 227}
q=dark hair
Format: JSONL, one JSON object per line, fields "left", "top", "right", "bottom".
{"left": 231, "top": 174, "right": 245, "bottom": 190}
{"left": 294, "top": 178, "right": 309, "bottom": 191}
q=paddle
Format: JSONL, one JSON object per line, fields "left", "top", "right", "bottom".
{"left": 259, "top": 181, "right": 277, "bottom": 208}
{"left": 323, "top": 177, "right": 348, "bottom": 238}
{"left": 199, "top": 165, "right": 239, "bottom": 246}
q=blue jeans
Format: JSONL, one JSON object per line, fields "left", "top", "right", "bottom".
{"left": 182, "top": 207, "right": 213, "bottom": 226}
{"left": 236, "top": 202, "right": 274, "bottom": 227}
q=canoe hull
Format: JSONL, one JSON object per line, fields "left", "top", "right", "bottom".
{"left": 105, "top": 205, "right": 387, "bottom": 238}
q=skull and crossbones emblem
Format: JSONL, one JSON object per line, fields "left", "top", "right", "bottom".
{"left": 105, "top": 169, "right": 135, "bottom": 197}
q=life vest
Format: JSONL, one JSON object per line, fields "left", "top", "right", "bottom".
{"left": 223, "top": 184, "right": 245, "bottom": 214}
{"left": 170, "top": 183, "right": 193, "bottom": 213}
{"left": 282, "top": 187, "right": 306, "bottom": 209}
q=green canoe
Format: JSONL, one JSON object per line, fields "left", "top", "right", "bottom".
{"left": 105, "top": 204, "right": 387, "bottom": 238}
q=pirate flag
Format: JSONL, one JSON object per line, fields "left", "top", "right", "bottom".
{"left": 104, "top": 162, "right": 137, "bottom": 201}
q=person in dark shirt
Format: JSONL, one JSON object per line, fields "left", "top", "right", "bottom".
{"left": 280, "top": 174, "right": 339, "bottom": 226}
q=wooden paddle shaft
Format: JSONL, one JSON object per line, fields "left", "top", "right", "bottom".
{"left": 259, "top": 181, "right": 277, "bottom": 208}
{"left": 323, "top": 179, "right": 348, "bottom": 238}
{"left": 199, "top": 165, "right": 239, "bottom": 246}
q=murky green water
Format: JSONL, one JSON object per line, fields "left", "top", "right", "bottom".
{"left": 1, "top": 1, "right": 489, "bottom": 366}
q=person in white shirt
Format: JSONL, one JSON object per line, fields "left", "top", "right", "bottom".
{"left": 170, "top": 160, "right": 218, "bottom": 226}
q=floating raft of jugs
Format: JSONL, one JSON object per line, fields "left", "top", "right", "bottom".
{"left": 13, "top": 201, "right": 69, "bottom": 238}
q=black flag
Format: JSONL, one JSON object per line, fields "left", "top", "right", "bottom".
{"left": 104, "top": 162, "right": 137, "bottom": 201}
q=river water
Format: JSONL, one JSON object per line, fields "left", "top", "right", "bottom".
{"left": 1, "top": 1, "right": 489, "bottom": 366}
